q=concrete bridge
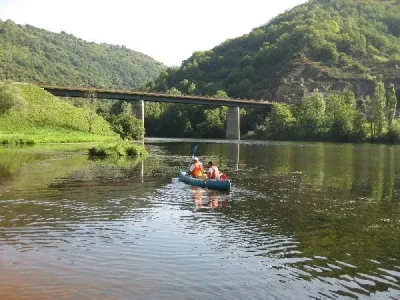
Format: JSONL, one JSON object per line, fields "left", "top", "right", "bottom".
{"left": 40, "top": 85, "right": 274, "bottom": 139}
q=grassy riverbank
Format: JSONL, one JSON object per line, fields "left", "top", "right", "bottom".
{"left": 0, "top": 83, "right": 119, "bottom": 144}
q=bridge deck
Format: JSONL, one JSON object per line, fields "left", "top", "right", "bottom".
{"left": 39, "top": 85, "right": 275, "bottom": 109}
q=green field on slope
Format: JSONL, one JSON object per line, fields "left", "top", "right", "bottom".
{"left": 0, "top": 83, "right": 119, "bottom": 144}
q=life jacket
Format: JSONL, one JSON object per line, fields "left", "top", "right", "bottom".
{"left": 209, "top": 166, "right": 220, "bottom": 179}
{"left": 191, "top": 162, "right": 203, "bottom": 177}
{"left": 219, "top": 173, "right": 228, "bottom": 181}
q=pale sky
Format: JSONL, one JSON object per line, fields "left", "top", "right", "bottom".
{"left": 0, "top": 0, "right": 307, "bottom": 66}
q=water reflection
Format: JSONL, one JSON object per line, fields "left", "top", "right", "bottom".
{"left": 191, "top": 186, "right": 227, "bottom": 210}
{"left": 234, "top": 142, "right": 400, "bottom": 203}
{"left": 1, "top": 141, "right": 400, "bottom": 299}
{"left": 140, "top": 159, "right": 144, "bottom": 182}
{"left": 226, "top": 141, "right": 240, "bottom": 171}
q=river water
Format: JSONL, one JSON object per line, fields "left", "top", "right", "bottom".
{"left": 0, "top": 139, "right": 399, "bottom": 299}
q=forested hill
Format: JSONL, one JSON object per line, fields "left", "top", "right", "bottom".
{"left": 0, "top": 19, "right": 166, "bottom": 88}
{"left": 149, "top": 0, "right": 400, "bottom": 102}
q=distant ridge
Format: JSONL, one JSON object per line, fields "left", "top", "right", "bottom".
{"left": 0, "top": 19, "right": 166, "bottom": 88}
{"left": 148, "top": 0, "right": 400, "bottom": 102}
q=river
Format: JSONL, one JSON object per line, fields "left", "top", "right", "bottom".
{"left": 0, "top": 139, "right": 399, "bottom": 299}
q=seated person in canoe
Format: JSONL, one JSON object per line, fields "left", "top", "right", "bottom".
{"left": 207, "top": 161, "right": 220, "bottom": 179}
{"left": 189, "top": 157, "right": 204, "bottom": 178}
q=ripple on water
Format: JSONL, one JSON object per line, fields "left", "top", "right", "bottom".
{"left": 1, "top": 168, "right": 400, "bottom": 299}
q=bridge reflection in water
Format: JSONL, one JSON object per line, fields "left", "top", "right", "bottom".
{"left": 226, "top": 141, "right": 240, "bottom": 172}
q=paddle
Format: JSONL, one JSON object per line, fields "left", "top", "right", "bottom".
{"left": 192, "top": 144, "right": 198, "bottom": 158}
{"left": 187, "top": 144, "right": 199, "bottom": 172}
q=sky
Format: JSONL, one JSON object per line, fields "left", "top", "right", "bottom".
{"left": 0, "top": 0, "right": 307, "bottom": 66}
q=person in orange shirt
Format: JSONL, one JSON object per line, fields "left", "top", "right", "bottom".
{"left": 189, "top": 157, "right": 204, "bottom": 178}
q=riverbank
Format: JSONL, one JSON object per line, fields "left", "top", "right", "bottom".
{"left": 0, "top": 130, "right": 119, "bottom": 145}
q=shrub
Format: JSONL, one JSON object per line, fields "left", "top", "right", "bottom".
{"left": 88, "top": 142, "right": 147, "bottom": 157}
{"left": 312, "top": 42, "right": 339, "bottom": 65}
{"left": 126, "top": 145, "right": 146, "bottom": 156}
{"left": 88, "top": 146, "right": 109, "bottom": 157}
{"left": 0, "top": 82, "right": 26, "bottom": 115}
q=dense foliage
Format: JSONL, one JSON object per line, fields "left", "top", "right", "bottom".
{"left": 148, "top": 0, "right": 400, "bottom": 101}
{"left": 0, "top": 19, "right": 165, "bottom": 88}
{"left": 250, "top": 82, "right": 399, "bottom": 143}
{"left": 144, "top": 88, "right": 238, "bottom": 138}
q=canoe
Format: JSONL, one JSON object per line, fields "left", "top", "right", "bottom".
{"left": 178, "top": 170, "right": 231, "bottom": 191}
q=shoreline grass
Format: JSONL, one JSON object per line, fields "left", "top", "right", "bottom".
{"left": 0, "top": 130, "right": 120, "bottom": 145}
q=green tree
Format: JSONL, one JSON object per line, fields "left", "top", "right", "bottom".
{"left": 371, "top": 80, "right": 386, "bottom": 138}
{"left": 325, "top": 91, "right": 356, "bottom": 141}
{"left": 84, "top": 91, "right": 97, "bottom": 133}
{"left": 196, "top": 107, "right": 227, "bottom": 138}
{"left": 105, "top": 100, "right": 144, "bottom": 139}
{"left": 121, "top": 101, "right": 132, "bottom": 115}
{"left": 177, "top": 79, "right": 196, "bottom": 94}
{"left": 352, "top": 97, "right": 367, "bottom": 142}
{"left": 265, "top": 104, "right": 296, "bottom": 139}
{"left": 187, "top": 82, "right": 196, "bottom": 94}
{"left": 214, "top": 90, "right": 229, "bottom": 99}
{"left": 386, "top": 83, "right": 397, "bottom": 130}
{"left": 161, "top": 104, "right": 192, "bottom": 137}
{"left": 365, "top": 95, "right": 375, "bottom": 138}
{"left": 110, "top": 114, "right": 144, "bottom": 140}
{"left": 144, "top": 102, "right": 167, "bottom": 136}
{"left": 296, "top": 90, "right": 326, "bottom": 138}
{"left": 0, "top": 82, "right": 26, "bottom": 115}
{"left": 312, "top": 41, "right": 339, "bottom": 64}
{"left": 166, "top": 87, "right": 182, "bottom": 96}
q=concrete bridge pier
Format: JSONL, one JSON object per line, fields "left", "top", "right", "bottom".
{"left": 226, "top": 106, "right": 240, "bottom": 140}
{"left": 133, "top": 99, "right": 145, "bottom": 137}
